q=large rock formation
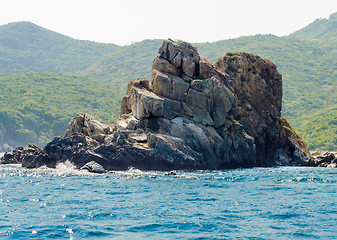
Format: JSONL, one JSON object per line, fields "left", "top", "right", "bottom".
{"left": 1, "top": 40, "right": 312, "bottom": 170}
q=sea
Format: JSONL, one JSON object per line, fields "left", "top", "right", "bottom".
{"left": 1, "top": 153, "right": 337, "bottom": 239}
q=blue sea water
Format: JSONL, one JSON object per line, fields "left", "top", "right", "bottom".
{"left": 1, "top": 160, "right": 337, "bottom": 239}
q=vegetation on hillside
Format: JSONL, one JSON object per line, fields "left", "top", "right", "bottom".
{"left": 0, "top": 21, "right": 121, "bottom": 73}
{"left": 0, "top": 72, "right": 122, "bottom": 148}
{"left": 289, "top": 12, "right": 337, "bottom": 44}
{"left": 0, "top": 13, "right": 337, "bottom": 151}
{"left": 79, "top": 39, "right": 162, "bottom": 82}
{"left": 294, "top": 106, "right": 337, "bottom": 151}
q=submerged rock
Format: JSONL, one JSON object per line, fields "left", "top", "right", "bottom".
{"left": 1, "top": 39, "right": 312, "bottom": 170}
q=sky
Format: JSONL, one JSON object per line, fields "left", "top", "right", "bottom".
{"left": 1, "top": 0, "right": 337, "bottom": 46}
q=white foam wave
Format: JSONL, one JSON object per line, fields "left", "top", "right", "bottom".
{"left": 111, "top": 167, "right": 146, "bottom": 179}
{"left": 126, "top": 167, "right": 144, "bottom": 174}
{"left": 41, "top": 161, "right": 91, "bottom": 177}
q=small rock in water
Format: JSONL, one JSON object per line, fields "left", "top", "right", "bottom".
{"left": 80, "top": 161, "right": 105, "bottom": 173}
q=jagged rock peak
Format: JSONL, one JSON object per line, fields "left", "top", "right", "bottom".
{"left": 153, "top": 39, "right": 200, "bottom": 79}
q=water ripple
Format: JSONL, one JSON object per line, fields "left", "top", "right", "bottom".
{"left": 0, "top": 164, "right": 336, "bottom": 239}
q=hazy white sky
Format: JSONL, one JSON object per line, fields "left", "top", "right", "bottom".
{"left": 1, "top": 0, "right": 337, "bottom": 46}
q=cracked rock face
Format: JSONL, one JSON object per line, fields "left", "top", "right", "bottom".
{"left": 1, "top": 39, "right": 311, "bottom": 170}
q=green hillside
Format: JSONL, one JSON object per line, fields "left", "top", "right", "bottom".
{"left": 0, "top": 72, "right": 122, "bottom": 150}
{"left": 0, "top": 21, "right": 121, "bottom": 73}
{"left": 295, "top": 107, "right": 337, "bottom": 151}
{"left": 289, "top": 12, "right": 337, "bottom": 44}
{"left": 0, "top": 13, "right": 337, "bottom": 151}
{"left": 80, "top": 39, "right": 162, "bottom": 82}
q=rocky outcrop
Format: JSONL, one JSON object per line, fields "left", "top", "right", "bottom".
{"left": 1, "top": 144, "right": 41, "bottom": 165}
{"left": 308, "top": 151, "right": 337, "bottom": 167}
{"left": 1, "top": 39, "right": 312, "bottom": 170}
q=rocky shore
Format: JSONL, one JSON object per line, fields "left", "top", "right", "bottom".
{"left": 309, "top": 151, "right": 337, "bottom": 168}
{"left": 2, "top": 39, "right": 332, "bottom": 172}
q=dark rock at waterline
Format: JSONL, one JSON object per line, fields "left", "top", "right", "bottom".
{"left": 1, "top": 39, "right": 312, "bottom": 170}
{"left": 165, "top": 171, "right": 177, "bottom": 176}
{"left": 0, "top": 144, "right": 41, "bottom": 165}
{"left": 309, "top": 151, "right": 337, "bottom": 168}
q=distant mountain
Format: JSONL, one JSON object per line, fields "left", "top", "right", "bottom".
{"left": 0, "top": 21, "right": 121, "bottom": 73}
{"left": 0, "top": 15, "right": 337, "bottom": 151}
{"left": 289, "top": 12, "right": 337, "bottom": 44}
{"left": 80, "top": 39, "right": 162, "bottom": 83}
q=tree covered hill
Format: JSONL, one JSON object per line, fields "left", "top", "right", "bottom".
{"left": 0, "top": 13, "right": 336, "bottom": 151}
{"left": 295, "top": 107, "right": 337, "bottom": 151}
{"left": 0, "top": 72, "right": 121, "bottom": 150}
{"left": 289, "top": 12, "right": 337, "bottom": 45}
{"left": 79, "top": 39, "right": 162, "bottom": 83}
{"left": 0, "top": 21, "right": 121, "bottom": 73}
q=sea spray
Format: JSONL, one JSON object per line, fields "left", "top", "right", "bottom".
{"left": 51, "top": 160, "right": 93, "bottom": 177}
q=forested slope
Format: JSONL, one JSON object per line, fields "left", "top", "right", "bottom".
{"left": 289, "top": 12, "right": 337, "bottom": 44}
{"left": 0, "top": 13, "right": 337, "bottom": 151}
{"left": 0, "top": 21, "right": 121, "bottom": 73}
{"left": 0, "top": 73, "right": 121, "bottom": 150}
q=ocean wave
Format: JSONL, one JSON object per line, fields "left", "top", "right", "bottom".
{"left": 1, "top": 166, "right": 337, "bottom": 239}
{"left": 1, "top": 164, "right": 337, "bottom": 182}
{"left": 51, "top": 161, "right": 91, "bottom": 177}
